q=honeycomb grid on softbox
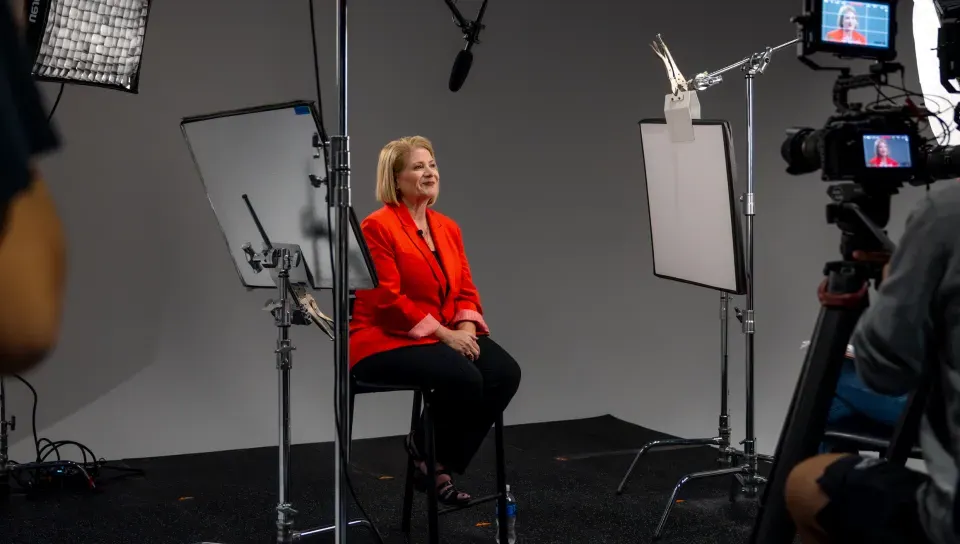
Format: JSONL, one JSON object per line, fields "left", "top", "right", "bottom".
{"left": 24, "top": 0, "right": 152, "bottom": 93}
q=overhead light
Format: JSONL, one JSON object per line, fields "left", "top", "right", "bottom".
{"left": 23, "top": 0, "right": 153, "bottom": 93}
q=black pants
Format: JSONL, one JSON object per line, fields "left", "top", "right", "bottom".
{"left": 351, "top": 336, "right": 521, "bottom": 474}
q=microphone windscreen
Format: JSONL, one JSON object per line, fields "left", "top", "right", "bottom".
{"left": 448, "top": 49, "right": 474, "bottom": 92}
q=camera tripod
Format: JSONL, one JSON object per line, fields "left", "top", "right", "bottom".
{"left": 749, "top": 182, "right": 926, "bottom": 543}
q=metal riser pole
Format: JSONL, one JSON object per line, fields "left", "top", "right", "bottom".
{"left": 741, "top": 73, "right": 759, "bottom": 494}
{"left": 616, "top": 293, "right": 734, "bottom": 496}
{"left": 333, "top": 1, "right": 351, "bottom": 542}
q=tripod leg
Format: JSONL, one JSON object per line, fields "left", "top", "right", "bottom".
{"left": 750, "top": 278, "right": 865, "bottom": 544}
{"left": 616, "top": 437, "right": 721, "bottom": 494}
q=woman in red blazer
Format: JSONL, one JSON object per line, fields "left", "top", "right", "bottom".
{"left": 867, "top": 138, "right": 900, "bottom": 167}
{"left": 824, "top": 5, "right": 867, "bottom": 45}
{"left": 350, "top": 136, "right": 521, "bottom": 506}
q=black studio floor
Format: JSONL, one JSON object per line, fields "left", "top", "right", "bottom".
{"left": 0, "top": 416, "right": 770, "bottom": 544}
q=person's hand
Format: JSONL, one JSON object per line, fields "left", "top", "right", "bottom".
{"left": 456, "top": 321, "right": 477, "bottom": 336}
{"left": 437, "top": 327, "right": 480, "bottom": 360}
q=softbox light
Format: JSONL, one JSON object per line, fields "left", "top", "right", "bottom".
{"left": 23, "top": 0, "right": 152, "bottom": 93}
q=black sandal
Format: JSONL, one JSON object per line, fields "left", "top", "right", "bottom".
{"left": 404, "top": 433, "right": 472, "bottom": 506}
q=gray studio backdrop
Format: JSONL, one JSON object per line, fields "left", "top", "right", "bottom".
{"left": 7, "top": 0, "right": 937, "bottom": 462}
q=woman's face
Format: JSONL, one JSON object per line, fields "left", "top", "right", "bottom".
{"left": 877, "top": 140, "right": 889, "bottom": 157}
{"left": 842, "top": 10, "right": 857, "bottom": 30}
{"left": 396, "top": 147, "right": 439, "bottom": 204}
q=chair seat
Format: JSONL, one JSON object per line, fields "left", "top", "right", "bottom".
{"left": 825, "top": 416, "right": 924, "bottom": 459}
{"left": 352, "top": 380, "right": 424, "bottom": 396}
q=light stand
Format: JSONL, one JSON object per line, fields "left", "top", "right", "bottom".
{"left": 633, "top": 38, "right": 799, "bottom": 540}
{"left": 330, "top": 1, "right": 353, "bottom": 542}
{"left": 616, "top": 292, "right": 736, "bottom": 497}
{"left": 230, "top": 195, "right": 377, "bottom": 544}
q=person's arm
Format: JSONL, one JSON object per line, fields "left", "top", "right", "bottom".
{"left": 0, "top": 175, "right": 66, "bottom": 372}
{"left": 0, "top": 0, "right": 67, "bottom": 373}
{"left": 851, "top": 195, "right": 947, "bottom": 396}
{"left": 361, "top": 218, "right": 446, "bottom": 339}
{"left": 450, "top": 225, "right": 489, "bottom": 335}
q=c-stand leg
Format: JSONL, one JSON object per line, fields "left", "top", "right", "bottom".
{"left": 616, "top": 293, "right": 737, "bottom": 496}
{"left": 749, "top": 261, "right": 870, "bottom": 544}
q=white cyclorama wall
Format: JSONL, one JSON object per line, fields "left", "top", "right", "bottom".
{"left": 6, "top": 0, "right": 939, "bottom": 462}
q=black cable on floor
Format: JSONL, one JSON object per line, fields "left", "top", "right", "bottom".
{"left": 309, "top": 3, "right": 385, "bottom": 542}
{"left": 13, "top": 374, "right": 100, "bottom": 466}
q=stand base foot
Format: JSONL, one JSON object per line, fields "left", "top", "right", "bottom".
{"left": 295, "top": 518, "right": 380, "bottom": 541}
{"left": 616, "top": 436, "right": 724, "bottom": 495}
{"left": 652, "top": 465, "right": 767, "bottom": 541}
{"left": 193, "top": 518, "right": 379, "bottom": 544}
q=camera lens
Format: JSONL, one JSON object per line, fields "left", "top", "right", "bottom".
{"left": 781, "top": 127, "right": 822, "bottom": 175}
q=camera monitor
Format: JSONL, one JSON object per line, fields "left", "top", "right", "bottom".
{"left": 802, "top": 0, "right": 898, "bottom": 61}
{"left": 862, "top": 134, "right": 913, "bottom": 168}
{"left": 638, "top": 119, "right": 747, "bottom": 295}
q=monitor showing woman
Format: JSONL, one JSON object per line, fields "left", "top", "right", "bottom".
{"left": 825, "top": 4, "right": 868, "bottom": 45}
{"left": 866, "top": 137, "right": 901, "bottom": 168}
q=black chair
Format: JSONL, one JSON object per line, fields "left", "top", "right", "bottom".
{"left": 348, "top": 378, "right": 510, "bottom": 544}
{"left": 822, "top": 416, "right": 924, "bottom": 459}
{"left": 823, "top": 384, "right": 928, "bottom": 463}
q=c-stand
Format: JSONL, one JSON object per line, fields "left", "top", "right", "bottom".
{"left": 234, "top": 195, "right": 378, "bottom": 544}
{"left": 750, "top": 182, "right": 921, "bottom": 543}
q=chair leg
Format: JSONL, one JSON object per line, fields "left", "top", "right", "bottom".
{"left": 495, "top": 413, "right": 509, "bottom": 544}
{"left": 423, "top": 402, "right": 440, "bottom": 544}
{"left": 401, "top": 391, "right": 423, "bottom": 534}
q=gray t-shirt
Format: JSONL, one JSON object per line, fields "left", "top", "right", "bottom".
{"left": 851, "top": 182, "right": 960, "bottom": 544}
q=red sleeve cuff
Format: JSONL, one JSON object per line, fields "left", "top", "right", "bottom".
{"left": 452, "top": 309, "right": 489, "bottom": 334}
{"left": 408, "top": 314, "right": 442, "bottom": 339}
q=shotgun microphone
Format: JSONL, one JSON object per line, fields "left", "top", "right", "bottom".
{"left": 446, "top": 0, "right": 489, "bottom": 92}
{"left": 448, "top": 46, "right": 475, "bottom": 93}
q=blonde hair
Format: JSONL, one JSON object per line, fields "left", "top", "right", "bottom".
{"left": 375, "top": 136, "right": 438, "bottom": 206}
{"left": 837, "top": 5, "right": 858, "bottom": 29}
{"left": 875, "top": 137, "right": 888, "bottom": 155}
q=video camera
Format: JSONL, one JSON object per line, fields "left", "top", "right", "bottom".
{"left": 749, "top": 4, "right": 960, "bottom": 543}
{"left": 779, "top": 0, "right": 960, "bottom": 188}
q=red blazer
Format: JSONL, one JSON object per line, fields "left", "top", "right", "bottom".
{"left": 825, "top": 29, "right": 866, "bottom": 45}
{"left": 869, "top": 156, "right": 899, "bottom": 167}
{"left": 349, "top": 204, "right": 489, "bottom": 367}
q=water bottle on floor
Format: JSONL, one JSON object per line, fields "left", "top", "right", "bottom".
{"left": 495, "top": 484, "right": 517, "bottom": 544}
